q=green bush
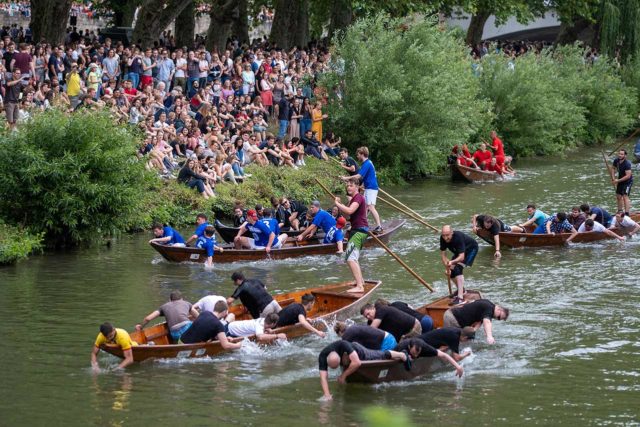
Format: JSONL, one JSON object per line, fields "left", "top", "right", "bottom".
{"left": 0, "top": 110, "right": 149, "bottom": 246}
{"left": 0, "top": 222, "right": 43, "bottom": 265}
{"left": 320, "top": 14, "right": 492, "bottom": 179}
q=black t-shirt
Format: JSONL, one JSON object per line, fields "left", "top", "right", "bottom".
{"left": 342, "top": 324, "right": 385, "bottom": 349}
{"left": 440, "top": 231, "right": 479, "bottom": 257}
{"left": 394, "top": 338, "right": 438, "bottom": 358}
{"left": 421, "top": 327, "right": 461, "bottom": 354}
{"left": 344, "top": 157, "right": 358, "bottom": 176}
{"left": 180, "top": 311, "right": 225, "bottom": 344}
{"left": 275, "top": 303, "right": 306, "bottom": 327}
{"left": 3, "top": 50, "right": 14, "bottom": 70}
{"left": 452, "top": 299, "right": 495, "bottom": 327}
{"left": 390, "top": 301, "right": 425, "bottom": 321}
{"left": 4, "top": 81, "right": 22, "bottom": 103}
{"left": 231, "top": 279, "right": 273, "bottom": 318}
{"left": 613, "top": 158, "right": 633, "bottom": 183}
{"left": 476, "top": 215, "right": 507, "bottom": 236}
{"left": 374, "top": 305, "right": 417, "bottom": 341}
{"left": 318, "top": 340, "right": 355, "bottom": 371}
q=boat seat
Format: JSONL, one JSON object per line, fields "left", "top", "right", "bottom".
{"left": 277, "top": 298, "right": 296, "bottom": 307}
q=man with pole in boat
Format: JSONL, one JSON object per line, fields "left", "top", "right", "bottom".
{"left": 488, "top": 131, "right": 506, "bottom": 172}
{"left": 440, "top": 225, "right": 479, "bottom": 305}
{"left": 317, "top": 339, "right": 409, "bottom": 400}
{"left": 340, "top": 146, "right": 383, "bottom": 233}
{"left": 360, "top": 302, "right": 422, "bottom": 341}
{"left": 136, "top": 290, "right": 199, "bottom": 342}
{"left": 443, "top": 299, "right": 509, "bottom": 345}
{"left": 227, "top": 271, "right": 282, "bottom": 318}
{"left": 566, "top": 218, "right": 625, "bottom": 243}
{"left": 196, "top": 225, "right": 224, "bottom": 268}
{"left": 334, "top": 180, "right": 369, "bottom": 293}
{"left": 420, "top": 326, "right": 476, "bottom": 362}
{"left": 91, "top": 322, "right": 137, "bottom": 372}
{"left": 334, "top": 321, "right": 398, "bottom": 351}
{"left": 612, "top": 149, "right": 633, "bottom": 215}
{"left": 185, "top": 213, "right": 210, "bottom": 246}
{"left": 296, "top": 200, "right": 344, "bottom": 254}
{"left": 179, "top": 301, "right": 243, "bottom": 350}
{"left": 472, "top": 214, "right": 525, "bottom": 258}
{"left": 275, "top": 293, "right": 326, "bottom": 338}
{"left": 394, "top": 338, "right": 464, "bottom": 377}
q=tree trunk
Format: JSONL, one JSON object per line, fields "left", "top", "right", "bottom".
{"left": 465, "top": 12, "right": 490, "bottom": 46}
{"left": 133, "top": 0, "right": 192, "bottom": 48}
{"left": 175, "top": 1, "right": 195, "bottom": 48}
{"left": 328, "top": 0, "right": 353, "bottom": 40}
{"left": 271, "top": 0, "right": 309, "bottom": 50}
{"left": 232, "top": 0, "right": 250, "bottom": 45}
{"left": 555, "top": 17, "right": 593, "bottom": 45}
{"left": 30, "top": 0, "right": 73, "bottom": 45}
{"left": 111, "top": 0, "right": 138, "bottom": 27}
{"left": 205, "top": 0, "right": 238, "bottom": 53}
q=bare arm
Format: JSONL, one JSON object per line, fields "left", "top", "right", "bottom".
{"left": 483, "top": 318, "right": 495, "bottom": 344}
{"left": 338, "top": 352, "right": 361, "bottom": 383}
{"left": 217, "top": 332, "right": 242, "bottom": 350}
{"left": 437, "top": 349, "right": 464, "bottom": 377}
{"left": 319, "top": 370, "right": 332, "bottom": 400}
{"left": 117, "top": 349, "right": 134, "bottom": 369}
{"left": 265, "top": 232, "right": 276, "bottom": 253}
{"left": 91, "top": 346, "right": 100, "bottom": 371}
{"left": 342, "top": 173, "right": 361, "bottom": 181}
{"left": 334, "top": 197, "right": 359, "bottom": 216}
{"left": 136, "top": 310, "right": 161, "bottom": 330}
{"left": 369, "top": 318, "right": 382, "bottom": 329}
{"left": 298, "top": 314, "right": 326, "bottom": 337}
{"left": 297, "top": 224, "right": 317, "bottom": 241}
{"left": 149, "top": 236, "right": 172, "bottom": 244}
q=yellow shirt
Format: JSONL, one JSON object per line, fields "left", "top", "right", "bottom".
{"left": 94, "top": 328, "right": 137, "bottom": 351}
{"left": 66, "top": 72, "right": 82, "bottom": 97}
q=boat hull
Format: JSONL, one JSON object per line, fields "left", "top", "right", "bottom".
{"left": 100, "top": 280, "right": 382, "bottom": 362}
{"left": 475, "top": 228, "right": 623, "bottom": 248}
{"left": 451, "top": 164, "right": 500, "bottom": 183}
{"left": 151, "top": 219, "right": 405, "bottom": 263}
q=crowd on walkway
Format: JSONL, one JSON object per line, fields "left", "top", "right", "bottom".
{"left": 0, "top": 29, "right": 341, "bottom": 197}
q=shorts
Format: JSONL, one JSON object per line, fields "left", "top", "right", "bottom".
{"left": 450, "top": 247, "right": 477, "bottom": 278}
{"left": 364, "top": 189, "right": 378, "bottom": 206}
{"left": 260, "top": 300, "right": 282, "bottom": 318}
{"left": 380, "top": 332, "right": 397, "bottom": 351}
{"left": 170, "top": 321, "right": 192, "bottom": 341}
{"left": 5, "top": 102, "right": 19, "bottom": 123}
{"left": 443, "top": 309, "right": 461, "bottom": 328}
{"left": 345, "top": 230, "right": 368, "bottom": 262}
{"left": 323, "top": 226, "right": 344, "bottom": 244}
{"left": 246, "top": 237, "right": 282, "bottom": 250}
{"left": 616, "top": 181, "right": 632, "bottom": 197}
{"left": 171, "top": 243, "right": 186, "bottom": 247}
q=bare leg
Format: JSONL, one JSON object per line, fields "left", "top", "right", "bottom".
{"left": 454, "top": 275, "right": 465, "bottom": 300}
{"left": 623, "top": 195, "right": 631, "bottom": 213}
{"left": 388, "top": 350, "right": 407, "bottom": 362}
{"left": 346, "top": 260, "right": 365, "bottom": 293}
{"left": 368, "top": 204, "right": 382, "bottom": 228}
{"left": 336, "top": 240, "right": 344, "bottom": 253}
{"left": 509, "top": 225, "right": 525, "bottom": 233}
{"left": 616, "top": 194, "right": 624, "bottom": 212}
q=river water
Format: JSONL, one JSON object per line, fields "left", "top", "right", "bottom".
{"left": 1, "top": 149, "right": 639, "bottom": 426}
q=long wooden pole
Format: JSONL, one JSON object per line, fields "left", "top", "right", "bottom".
{"left": 601, "top": 150, "right": 616, "bottom": 188}
{"left": 314, "top": 178, "right": 434, "bottom": 292}
{"left": 377, "top": 196, "right": 440, "bottom": 233}
{"left": 607, "top": 128, "right": 640, "bottom": 157}
{"left": 378, "top": 188, "right": 439, "bottom": 233}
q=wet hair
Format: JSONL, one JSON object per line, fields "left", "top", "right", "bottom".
{"left": 585, "top": 218, "right": 595, "bottom": 227}
{"left": 170, "top": 291, "right": 182, "bottom": 301}
{"left": 301, "top": 293, "right": 315, "bottom": 305}
{"left": 374, "top": 298, "right": 390, "bottom": 306}
{"left": 333, "top": 321, "right": 347, "bottom": 335}
{"left": 231, "top": 271, "right": 245, "bottom": 282}
{"left": 580, "top": 204, "right": 590, "bottom": 213}
{"left": 482, "top": 215, "right": 496, "bottom": 226}
{"left": 556, "top": 212, "right": 567, "bottom": 222}
{"left": 204, "top": 225, "right": 215, "bottom": 237}
{"left": 99, "top": 322, "right": 114, "bottom": 336}
{"left": 264, "top": 313, "right": 279, "bottom": 328}
{"left": 498, "top": 306, "right": 510, "bottom": 320}
{"left": 526, "top": 204, "right": 536, "bottom": 210}
{"left": 360, "top": 303, "right": 374, "bottom": 316}
{"left": 213, "top": 300, "right": 228, "bottom": 313}
{"left": 196, "top": 213, "right": 208, "bottom": 221}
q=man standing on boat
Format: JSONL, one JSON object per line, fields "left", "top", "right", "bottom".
{"left": 489, "top": 131, "right": 506, "bottom": 171}
{"left": 185, "top": 213, "right": 210, "bottom": 246}
{"left": 334, "top": 180, "right": 369, "bottom": 293}
{"left": 227, "top": 271, "right": 282, "bottom": 318}
{"left": 440, "top": 225, "right": 479, "bottom": 305}
{"left": 341, "top": 146, "right": 383, "bottom": 233}
{"left": 136, "top": 291, "right": 198, "bottom": 342}
{"left": 91, "top": 322, "right": 136, "bottom": 372}
{"left": 612, "top": 149, "right": 633, "bottom": 215}
{"left": 443, "top": 299, "right": 509, "bottom": 345}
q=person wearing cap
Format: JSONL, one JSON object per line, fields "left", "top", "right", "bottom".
{"left": 420, "top": 326, "right": 476, "bottom": 362}
{"left": 135, "top": 290, "right": 199, "bottom": 342}
{"left": 234, "top": 209, "right": 279, "bottom": 253}
{"left": 296, "top": 200, "right": 344, "bottom": 253}
{"left": 86, "top": 62, "right": 101, "bottom": 96}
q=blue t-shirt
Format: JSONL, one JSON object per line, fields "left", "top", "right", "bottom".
{"left": 262, "top": 218, "right": 280, "bottom": 235}
{"left": 590, "top": 207, "right": 613, "bottom": 226}
{"left": 312, "top": 210, "right": 337, "bottom": 233}
{"left": 195, "top": 235, "right": 216, "bottom": 257}
{"left": 529, "top": 210, "right": 549, "bottom": 227}
{"left": 194, "top": 222, "right": 210, "bottom": 238}
{"left": 163, "top": 226, "right": 185, "bottom": 245}
{"left": 247, "top": 220, "right": 273, "bottom": 247}
{"left": 358, "top": 159, "right": 379, "bottom": 190}
{"left": 324, "top": 227, "right": 344, "bottom": 244}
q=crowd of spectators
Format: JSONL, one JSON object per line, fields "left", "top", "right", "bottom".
{"left": 0, "top": 28, "right": 342, "bottom": 199}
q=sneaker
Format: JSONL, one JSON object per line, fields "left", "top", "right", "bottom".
{"left": 449, "top": 296, "right": 466, "bottom": 306}
{"left": 402, "top": 350, "right": 412, "bottom": 371}
{"left": 372, "top": 226, "right": 384, "bottom": 234}
{"left": 244, "top": 173, "right": 252, "bottom": 178}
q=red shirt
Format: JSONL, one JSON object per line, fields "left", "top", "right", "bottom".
{"left": 486, "top": 162, "right": 503, "bottom": 175}
{"left": 473, "top": 149, "right": 492, "bottom": 164}
{"left": 492, "top": 137, "right": 505, "bottom": 158}
{"left": 124, "top": 87, "right": 138, "bottom": 98}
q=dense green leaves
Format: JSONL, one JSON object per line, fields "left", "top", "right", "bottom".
{"left": 0, "top": 110, "right": 149, "bottom": 246}
{"left": 0, "top": 222, "right": 43, "bottom": 265}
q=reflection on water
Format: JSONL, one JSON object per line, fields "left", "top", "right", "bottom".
{"left": 1, "top": 149, "right": 640, "bottom": 425}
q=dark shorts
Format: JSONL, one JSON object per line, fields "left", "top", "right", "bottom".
{"left": 352, "top": 342, "right": 391, "bottom": 361}
{"left": 616, "top": 181, "right": 632, "bottom": 196}
{"left": 450, "top": 247, "right": 478, "bottom": 278}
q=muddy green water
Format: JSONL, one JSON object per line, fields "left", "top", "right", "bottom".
{"left": 1, "top": 149, "right": 639, "bottom": 426}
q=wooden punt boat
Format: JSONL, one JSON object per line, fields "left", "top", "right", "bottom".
{"left": 100, "top": 280, "right": 382, "bottom": 362}
{"left": 151, "top": 219, "right": 405, "bottom": 263}
{"left": 475, "top": 227, "right": 625, "bottom": 248}
{"left": 214, "top": 219, "right": 312, "bottom": 244}
{"left": 451, "top": 163, "right": 500, "bottom": 183}
{"left": 347, "top": 290, "right": 482, "bottom": 383}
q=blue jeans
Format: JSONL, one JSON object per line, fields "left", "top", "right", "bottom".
{"left": 278, "top": 120, "right": 289, "bottom": 138}
{"left": 380, "top": 332, "right": 397, "bottom": 351}
{"left": 127, "top": 72, "right": 140, "bottom": 89}
{"left": 187, "top": 178, "right": 205, "bottom": 193}
{"left": 232, "top": 163, "right": 244, "bottom": 176}
{"left": 420, "top": 315, "right": 434, "bottom": 332}
{"left": 300, "top": 118, "right": 312, "bottom": 136}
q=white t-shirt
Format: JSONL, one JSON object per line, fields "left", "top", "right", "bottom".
{"left": 199, "top": 59, "right": 209, "bottom": 78}
{"left": 175, "top": 58, "right": 187, "bottom": 78}
{"left": 610, "top": 215, "right": 637, "bottom": 229}
{"left": 227, "top": 318, "right": 265, "bottom": 337}
{"left": 578, "top": 221, "right": 606, "bottom": 232}
{"left": 193, "top": 295, "right": 225, "bottom": 313}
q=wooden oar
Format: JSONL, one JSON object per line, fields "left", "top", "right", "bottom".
{"left": 314, "top": 178, "right": 434, "bottom": 292}
{"left": 601, "top": 149, "right": 616, "bottom": 188}
{"left": 446, "top": 273, "right": 453, "bottom": 296}
{"left": 377, "top": 196, "right": 440, "bottom": 233}
{"left": 378, "top": 188, "right": 439, "bottom": 233}
{"left": 607, "top": 128, "right": 640, "bottom": 157}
